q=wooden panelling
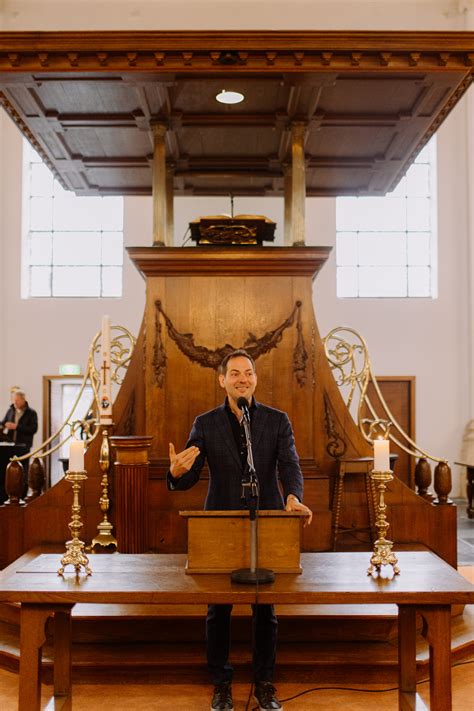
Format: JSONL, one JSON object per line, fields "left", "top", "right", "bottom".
{"left": 0, "top": 248, "right": 459, "bottom": 572}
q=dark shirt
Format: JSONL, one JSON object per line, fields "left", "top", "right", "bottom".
{"left": 0, "top": 402, "right": 38, "bottom": 450}
{"left": 224, "top": 397, "right": 256, "bottom": 470}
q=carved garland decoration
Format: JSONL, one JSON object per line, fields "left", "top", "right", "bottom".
{"left": 153, "top": 299, "right": 308, "bottom": 386}
{"left": 323, "top": 392, "right": 347, "bottom": 459}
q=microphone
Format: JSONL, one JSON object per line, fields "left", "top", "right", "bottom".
{"left": 237, "top": 397, "right": 250, "bottom": 421}
{"left": 231, "top": 397, "right": 274, "bottom": 586}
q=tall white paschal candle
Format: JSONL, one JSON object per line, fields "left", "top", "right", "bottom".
{"left": 69, "top": 440, "right": 85, "bottom": 471}
{"left": 374, "top": 438, "right": 390, "bottom": 471}
{"left": 99, "top": 315, "right": 113, "bottom": 424}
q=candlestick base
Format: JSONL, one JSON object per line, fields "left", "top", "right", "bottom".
{"left": 58, "top": 538, "right": 92, "bottom": 576}
{"left": 91, "top": 519, "right": 118, "bottom": 549}
{"left": 367, "top": 538, "right": 400, "bottom": 576}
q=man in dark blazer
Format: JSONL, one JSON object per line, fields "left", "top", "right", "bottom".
{"left": 1, "top": 389, "right": 38, "bottom": 450}
{"left": 168, "top": 350, "right": 312, "bottom": 711}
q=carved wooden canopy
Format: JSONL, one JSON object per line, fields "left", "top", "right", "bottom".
{"left": 0, "top": 31, "right": 472, "bottom": 197}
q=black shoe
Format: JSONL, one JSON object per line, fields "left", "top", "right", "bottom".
{"left": 211, "top": 681, "right": 233, "bottom": 710}
{"left": 254, "top": 681, "right": 283, "bottom": 710}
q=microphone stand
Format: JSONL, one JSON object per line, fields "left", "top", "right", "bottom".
{"left": 231, "top": 404, "right": 275, "bottom": 585}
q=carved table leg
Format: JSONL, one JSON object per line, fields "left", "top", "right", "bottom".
{"left": 398, "top": 605, "right": 419, "bottom": 711}
{"left": 19, "top": 604, "right": 53, "bottom": 711}
{"left": 420, "top": 605, "right": 452, "bottom": 711}
{"left": 54, "top": 606, "right": 73, "bottom": 698}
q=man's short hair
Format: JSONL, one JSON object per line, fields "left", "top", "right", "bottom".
{"left": 14, "top": 389, "right": 26, "bottom": 399}
{"left": 219, "top": 349, "right": 256, "bottom": 375}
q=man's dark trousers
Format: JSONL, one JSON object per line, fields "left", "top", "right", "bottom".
{"left": 206, "top": 603, "right": 278, "bottom": 683}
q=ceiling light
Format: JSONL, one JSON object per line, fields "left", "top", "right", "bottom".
{"left": 216, "top": 89, "right": 244, "bottom": 105}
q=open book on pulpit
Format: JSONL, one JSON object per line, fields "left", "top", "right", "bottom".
{"left": 179, "top": 510, "right": 304, "bottom": 574}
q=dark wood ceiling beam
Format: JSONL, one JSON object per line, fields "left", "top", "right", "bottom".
{"left": 29, "top": 110, "right": 410, "bottom": 131}
{"left": 34, "top": 112, "right": 144, "bottom": 128}
{"left": 69, "top": 155, "right": 390, "bottom": 171}
{"left": 80, "top": 157, "right": 150, "bottom": 168}
{"left": 177, "top": 113, "right": 284, "bottom": 127}
{"left": 185, "top": 187, "right": 271, "bottom": 197}
{"left": 285, "top": 85, "right": 302, "bottom": 117}
{"left": 165, "top": 131, "right": 180, "bottom": 163}
{"left": 312, "top": 113, "right": 401, "bottom": 127}
{"left": 175, "top": 170, "right": 282, "bottom": 178}
{"left": 75, "top": 185, "right": 384, "bottom": 198}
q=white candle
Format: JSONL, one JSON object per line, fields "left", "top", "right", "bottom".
{"left": 99, "top": 315, "right": 113, "bottom": 424}
{"left": 69, "top": 440, "right": 85, "bottom": 472}
{"left": 374, "top": 438, "right": 390, "bottom": 472}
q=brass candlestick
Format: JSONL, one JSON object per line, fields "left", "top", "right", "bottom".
{"left": 367, "top": 469, "right": 400, "bottom": 577}
{"left": 58, "top": 469, "right": 92, "bottom": 576}
{"left": 91, "top": 427, "right": 117, "bottom": 550}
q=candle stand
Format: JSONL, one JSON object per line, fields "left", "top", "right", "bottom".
{"left": 367, "top": 469, "right": 400, "bottom": 577}
{"left": 58, "top": 468, "right": 92, "bottom": 576}
{"left": 91, "top": 427, "right": 117, "bottom": 549}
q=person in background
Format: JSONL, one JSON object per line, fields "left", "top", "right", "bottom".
{"left": 1, "top": 389, "right": 38, "bottom": 492}
{"left": 10, "top": 385, "right": 21, "bottom": 403}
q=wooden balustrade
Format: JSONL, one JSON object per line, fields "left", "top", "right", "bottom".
{"left": 25, "top": 458, "right": 45, "bottom": 502}
{"left": 434, "top": 461, "right": 453, "bottom": 505}
{"left": 5, "top": 460, "right": 25, "bottom": 506}
{"left": 415, "top": 458, "right": 433, "bottom": 501}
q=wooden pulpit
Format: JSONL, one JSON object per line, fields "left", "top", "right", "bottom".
{"left": 180, "top": 510, "right": 304, "bottom": 574}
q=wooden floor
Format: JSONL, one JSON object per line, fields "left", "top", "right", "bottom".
{"left": 0, "top": 662, "right": 472, "bottom": 710}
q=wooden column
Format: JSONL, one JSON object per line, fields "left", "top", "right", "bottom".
{"left": 110, "top": 436, "right": 153, "bottom": 553}
{"left": 283, "top": 163, "right": 292, "bottom": 246}
{"left": 152, "top": 123, "right": 167, "bottom": 246}
{"left": 290, "top": 121, "right": 307, "bottom": 245}
{"left": 166, "top": 164, "right": 174, "bottom": 245}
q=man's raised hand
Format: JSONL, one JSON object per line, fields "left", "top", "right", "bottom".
{"left": 169, "top": 442, "right": 200, "bottom": 478}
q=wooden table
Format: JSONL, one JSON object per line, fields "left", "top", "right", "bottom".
{"left": 0, "top": 551, "right": 473, "bottom": 711}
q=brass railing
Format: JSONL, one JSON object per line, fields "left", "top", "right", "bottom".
{"left": 323, "top": 326, "right": 451, "bottom": 502}
{"left": 12, "top": 324, "right": 136, "bottom": 464}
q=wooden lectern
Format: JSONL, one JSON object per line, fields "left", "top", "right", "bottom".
{"left": 180, "top": 510, "right": 303, "bottom": 574}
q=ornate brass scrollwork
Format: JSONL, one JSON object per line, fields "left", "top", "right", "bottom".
{"left": 12, "top": 325, "right": 136, "bottom": 464}
{"left": 323, "top": 326, "right": 445, "bottom": 465}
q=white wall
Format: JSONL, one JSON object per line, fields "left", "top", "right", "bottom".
{"left": 312, "top": 96, "right": 471, "bottom": 491}
{"left": 0, "top": 113, "right": 145, "bottom": 438}
{"left": 0, "top": 0, "right": 469, "bottom": 31}
{"left": 0, "top": 0, "right": 472, "bottom": 494}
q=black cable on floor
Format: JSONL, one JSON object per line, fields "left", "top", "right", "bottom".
{"left": 246, "top": 657, "right": 474, "bottom": 709}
